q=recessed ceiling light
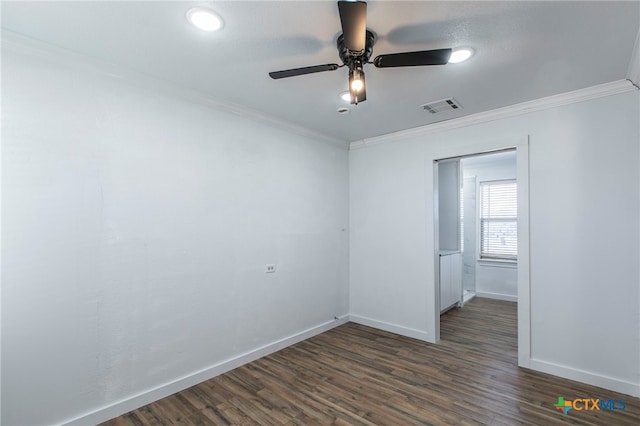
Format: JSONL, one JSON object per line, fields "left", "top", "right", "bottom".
{"left": 448, "top": 47, "right": 474, "bottom": 64}
{"left": 186, "top": 8, "right": 223, "bottom": 32}
{"left": 339, "top": 91, "right": 352, "bottom": 102}
{"left": 337, "top": 107, "right": 350, "bottom": 114}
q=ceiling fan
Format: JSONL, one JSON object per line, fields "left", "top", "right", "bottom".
{"left": 268, "top": 0, "right": 452, "bottom": 105}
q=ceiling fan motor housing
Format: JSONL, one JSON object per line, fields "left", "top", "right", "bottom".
{"left": 337, "top": 30, "right": 376, "bottom": 66}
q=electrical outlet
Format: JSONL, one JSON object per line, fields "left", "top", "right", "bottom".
{"left": 265, "top": 264, "right": 276, "bottom": 273}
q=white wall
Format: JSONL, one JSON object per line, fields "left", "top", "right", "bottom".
{"left": 461, "top": 155, "right": 517, "bottom": 300}
{"left": 1, "top": 40, "right": 349, "bottom": 425}
{"left": 461, "top": 175, "right": 477, "bottom": 294}
{"left": 474, "top": 264, "right": 517, "bottom": 300}
{"left": 437, "top": 160, "right": 460, "bottom": 252}
{"left": 350, "top": 90, "right": 640, "bottom": 396}
{"left": 2, "top": 32, "right": 639, "bottom": 426}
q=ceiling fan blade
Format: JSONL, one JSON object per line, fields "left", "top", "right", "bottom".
{"left": 338, "top": 1, "right": 367, "bottom": 53}
{"left": 373, "top": 48, "right": 452, "bottom": 68}
{"left": 269, "top": 64, "right": 340, "bottom": 79}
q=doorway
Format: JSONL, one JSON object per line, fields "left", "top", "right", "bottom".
{"left": 430, "top": 138, "right": 530, "bottom": 368}
{"left": 436, "top": 150, "right": 517, "bottom": 315}
{"left": 462, "top": 151, "right": 518, "bottom": 304}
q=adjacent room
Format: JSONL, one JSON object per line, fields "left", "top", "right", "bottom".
{"left": 2, "top": 1, "right": 639, "bottom": 425}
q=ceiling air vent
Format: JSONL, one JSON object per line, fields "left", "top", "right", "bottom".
{"left": 420, "top": 97, "right": 462, "bottom": 114}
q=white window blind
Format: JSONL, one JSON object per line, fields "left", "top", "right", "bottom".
{"left": 480, "top": 180, "right": 517, "bottom": 260}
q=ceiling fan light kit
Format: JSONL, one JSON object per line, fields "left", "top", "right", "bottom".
{"left": 186, "top": 7, "right": 223, "bottom": 32}
{"left": 268, "top": 1, "right": 462, "bottom": 105}
{"left": 348, "top": 62, "right": 366, "bottom": 104}
{"left": 339, "top": 91, "right": 352, "bottom": 102}
{"left": 449, "top": 48, "right": 474, "bottom": 64}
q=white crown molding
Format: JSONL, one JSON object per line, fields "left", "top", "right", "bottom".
{"left": 627, "top": 28, "right": 640, "bottom": 86}
{"left": 350, "top": 79, "right": 637, "bottom": 150}
{"left": 3, "top": 29, "right": 636, "bottom": 153}
{"left": 1, "top": 30, "right": 349, "bottom": 150}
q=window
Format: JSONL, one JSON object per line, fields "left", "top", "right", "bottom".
{"left": 480, "top": 180, "right": 517, "bottom": 260}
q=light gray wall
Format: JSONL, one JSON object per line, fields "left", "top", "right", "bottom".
{"left": 437, "top": 160, "right": 460, "bottom": 252}
{"left": 1, "top": 42, "right": 349, "bottom": 425}
{"left": 461, "top": 176, "right": 476, "bottom": 293}
{"left": 349, "top": 90, "right": 640, "bottom": 395}
{"left": 2, "top": 27, "right": 639, "bottom": 426}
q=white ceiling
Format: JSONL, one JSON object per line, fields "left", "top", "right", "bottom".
{"left": 2, "top": 1, "right": 638, "bottom": 142}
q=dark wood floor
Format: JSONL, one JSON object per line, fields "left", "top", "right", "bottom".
{"left": 102, "top": 298, "right": 639, "bottom": 425}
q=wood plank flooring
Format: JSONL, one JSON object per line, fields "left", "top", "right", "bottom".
{"left": 102, "top": 298, "right": 640, "bottom": 425}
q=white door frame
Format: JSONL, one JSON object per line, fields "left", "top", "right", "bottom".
{"left": 429, "top": 135, "right": 531, "bottom": 368}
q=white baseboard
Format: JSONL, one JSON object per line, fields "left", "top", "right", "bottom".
{"left": 476, "top": 292, "right": 518, "bottom": 302}
{"left": 60, "top": 313, "right": 639, "bottom": 425}
{"left": 528, "top": 358, "right": 640, "bottom": 398}
{"left": 62, "top": 315, "right": 350, "bottom": 426}
{"left": 349, "top": 314, "right": 430, "bottom": 342}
